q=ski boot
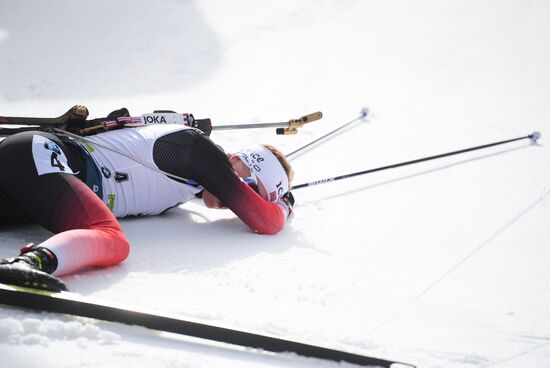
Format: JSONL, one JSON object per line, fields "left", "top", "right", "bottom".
{"left": 0, "top": 245, "right": 67, "bottom": 292}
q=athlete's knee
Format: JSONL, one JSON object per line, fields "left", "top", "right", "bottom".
{"left": 97, "top": 226, "right": 131, "bottom": 266}
{"left": 112, "top": 232, "right": 130, "bottom": 265}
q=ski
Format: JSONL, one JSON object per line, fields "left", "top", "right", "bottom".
{"left": 0, "top": 283, "right": 414, "bottom": 367}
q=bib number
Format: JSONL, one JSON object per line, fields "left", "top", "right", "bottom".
{"left": 32, "top": 135, "right": 74, "bottom": 176}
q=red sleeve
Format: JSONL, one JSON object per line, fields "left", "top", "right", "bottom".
{"left": 152, "top": 130, "right": 289, "bottom": 234}
{"left": 222, "top": 178, "right": 288, "bottom": 235}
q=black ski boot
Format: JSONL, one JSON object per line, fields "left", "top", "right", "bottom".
{"left": 0, "top": 246, "right": 67, "bottom": 292}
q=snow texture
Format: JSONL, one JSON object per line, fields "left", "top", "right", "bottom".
{"left": 1, "top": 0, "right": 549, "bottom": 367}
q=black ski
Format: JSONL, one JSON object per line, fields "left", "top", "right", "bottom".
{"left": 0, "top": 283, "right": 413, "bottom": 367}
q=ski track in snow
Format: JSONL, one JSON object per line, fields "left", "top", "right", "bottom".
{"left": 1, "top": 0, "right": 550, "bottom": 367}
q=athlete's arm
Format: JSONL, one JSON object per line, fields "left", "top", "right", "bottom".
{"left": 215, "top": 177, "right": 290, "bottom": 234}
{"left": 153, "top": 129, "right": 289, "bottom": 234}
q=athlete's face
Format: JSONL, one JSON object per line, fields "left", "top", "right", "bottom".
{"left": 229, "top": 155, "right": 268, "bottom": 200}
{"left": 201, "top": 155, "right": 268, "bottom": 209}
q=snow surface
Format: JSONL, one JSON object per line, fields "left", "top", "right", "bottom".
{"left": 1, "top": 0, "right": 550, "bottom": 367}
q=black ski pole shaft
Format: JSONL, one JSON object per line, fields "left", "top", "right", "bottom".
{"left": 293, "top": 132, "right": 541, "bottom": 190}
{"left": 287, "top": 107, "right": 369, "bottom": 158}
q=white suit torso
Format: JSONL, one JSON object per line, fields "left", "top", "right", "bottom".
{"left": 84, "top": 124, "right": 201, "bottom": 218}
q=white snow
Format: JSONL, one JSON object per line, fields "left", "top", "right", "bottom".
{"left": 1, "top": 0, "right": 549, "bottom": 367}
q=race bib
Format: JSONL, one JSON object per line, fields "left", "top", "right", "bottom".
{"left": 32, "top": 135, "right": 74, "bottom": 175}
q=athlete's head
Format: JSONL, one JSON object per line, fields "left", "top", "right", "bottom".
{"left": 230, "top": 144, "right": 293, "bottom": 202}
{"left": 202, "top": 144, "right": 293, "bottom": 209}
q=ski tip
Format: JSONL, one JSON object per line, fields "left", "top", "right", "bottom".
{"left": 529, "top": 131, "right": 541, "bottom": 143}
{"left": 360, "top": 107, "right": 369, "bottom": 118}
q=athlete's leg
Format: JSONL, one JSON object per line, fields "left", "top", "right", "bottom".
{"left": 0, "top": 190, "right": 28, "bottom": 226}
{"left": 0, "top": 131, "right": 129, "bottom": 276}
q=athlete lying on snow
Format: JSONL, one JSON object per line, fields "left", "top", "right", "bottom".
{"left": 0, "top": 114, "right": 295, "bottom": 292}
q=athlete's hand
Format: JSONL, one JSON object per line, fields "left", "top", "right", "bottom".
{"left": 202, "top": 190, "right": 226, "bottom": 209}
{"left": 280, "top": 192, "right": 295, "bottom": 214}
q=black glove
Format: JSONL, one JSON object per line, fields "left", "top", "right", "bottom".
{"left": 75, "top": 107, "right": 130, "bottom": 134}
{"left": 106, "top": 107, "right": 130, "bottom": 120}
{"left": 281, "top": 191, "right": 295, "bottom": 214}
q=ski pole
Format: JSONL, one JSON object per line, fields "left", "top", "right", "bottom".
{"left": 292, "top": 132, "right": 541, "bottom": 190}
{"left": 287, "top": 107, "right": 369, "bottom": 158}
